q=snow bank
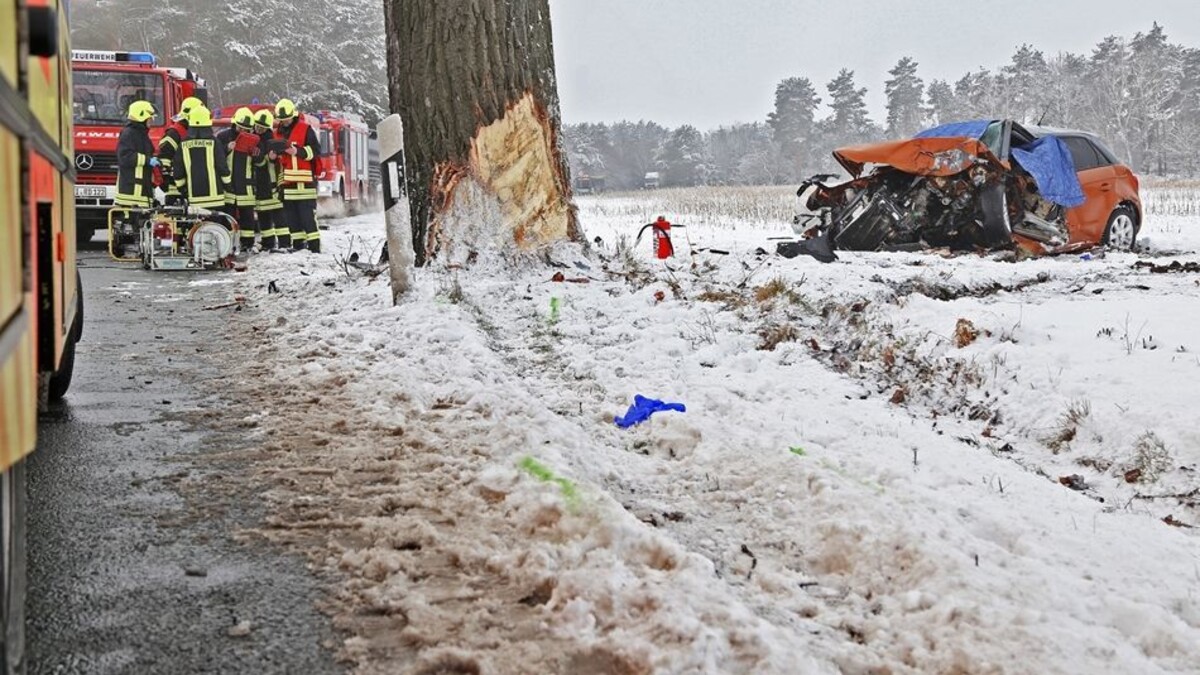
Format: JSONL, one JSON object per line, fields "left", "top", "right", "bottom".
{"left": 223, "top": 196, "right": 1200, "bottom": 674}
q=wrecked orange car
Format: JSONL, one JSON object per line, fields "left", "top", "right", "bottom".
{"left": 784, "top": 120, "right": 1142, "bottom": 261}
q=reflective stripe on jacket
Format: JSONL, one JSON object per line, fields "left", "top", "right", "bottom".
{"left": 216, "top": 127, "right": 258, "bottom": 206}
{"left": 157, "top": 124, "right": 186, "bottom": 197}
{"left": 115, "top": 122, "right": 155, "bottom": 207}
{"left": 174, "top": 128, "right": 230, "bottom": 209}
{"left": 277, "top": 121, "right": 319, "bottom": 201}
{"left": 255, "top": 130, "right": 283, "bottom": 211}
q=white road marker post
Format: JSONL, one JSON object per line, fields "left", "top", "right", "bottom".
{"left": 378, "top": 114, "right": 414, "bottom": 303}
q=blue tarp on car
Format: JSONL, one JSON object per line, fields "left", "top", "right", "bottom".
{"left": 1010, "top": 136, "right": 1086, "bottom": 208}
{"left": 914, "top": 120, "right": 993, "bottom": 141}
{"left": 915, "top": 120, "right": 1085, "bottom": 208}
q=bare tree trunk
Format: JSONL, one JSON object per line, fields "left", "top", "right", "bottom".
{"left": 383, "top": 0, "right": 580, "bottom": 266}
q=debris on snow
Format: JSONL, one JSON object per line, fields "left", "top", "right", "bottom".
{"left": 614, "top": 395, "right": 687, "bottom": 429}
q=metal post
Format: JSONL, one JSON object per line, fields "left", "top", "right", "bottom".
{"left": 377, "top": 114, "right": 414, "bottom": 303}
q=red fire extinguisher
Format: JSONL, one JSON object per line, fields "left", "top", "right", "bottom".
{"left": 636, "top": 216, "right": 682, "bottom": 260}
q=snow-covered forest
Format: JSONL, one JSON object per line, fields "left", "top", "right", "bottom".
{"left": 563, "top": 24, "right": 1200, "bottom": 189}
{"left": 69, "top": 0, "right": 388, "bottom": 123}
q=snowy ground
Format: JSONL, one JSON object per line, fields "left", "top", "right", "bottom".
{"left": 217, "top": 192, "right": 1200, "bottom": 674}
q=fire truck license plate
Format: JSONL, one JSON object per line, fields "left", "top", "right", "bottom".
{"left": 74, "top": 186, "right": 107, "bottom": 198}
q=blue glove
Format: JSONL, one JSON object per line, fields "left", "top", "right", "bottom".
{"left": 148, "top": 157, "right": 161, "bottom": 168}
{"left": 614, "top": 395, "right": 686, "bottom": 429}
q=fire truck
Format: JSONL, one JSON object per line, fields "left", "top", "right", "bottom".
{"left": 314, "top": 110, "right": 373, "bottom": 211}
{"left": 2, "top": 0, "right": 80, "bottom": 668}
{"left": 70, "top": 49, "right": 206, "bottom": 244}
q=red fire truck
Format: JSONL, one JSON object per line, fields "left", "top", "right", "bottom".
{"left": 314, "top": 110, "right": 373, "bottom": 211}
{"left": 70, "top": 49, "right": 207, "bottom": 244}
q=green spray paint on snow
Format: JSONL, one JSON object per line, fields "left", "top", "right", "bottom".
{"left": 519, "top": 456, "right": 579, "bottom": 509}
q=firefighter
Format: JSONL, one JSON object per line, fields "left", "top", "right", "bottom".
{"left": 157, "top": 95, "right": 202, "bottom": 206}
{"left": 173, "top": 104, "right": 230, "bottom": 211}
{"left": 115, "top": 100, "right": 158, "bottom": 208}
{"left": 217, "top": 107, "right": 260, "bottom": 251}
{"left": 272, "top": 98, "right": 321, "bottom": 253}
{"left": 252, "top": 109, "right": 285, "bottom": 250}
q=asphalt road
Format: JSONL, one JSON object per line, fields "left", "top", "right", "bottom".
{"left": 28, "top": 250, "right": 343, "bottom": 674}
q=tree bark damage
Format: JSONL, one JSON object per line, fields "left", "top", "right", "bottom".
{"left": 384, "top": 0, "right": 581, "bottom": 266}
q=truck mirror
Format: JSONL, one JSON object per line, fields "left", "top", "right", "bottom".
{"left": 194, "top": 88, "right": 209, "bottom": 105}
{"left": 28, "top": 6, "right": 58, "bottom": 58}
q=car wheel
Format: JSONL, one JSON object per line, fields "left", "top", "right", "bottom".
{"left": 979, "top": 183, "right": 1013, "bottom": 247}
{"left": 1103, "top": 206, "right": 1138, "bottom": 251}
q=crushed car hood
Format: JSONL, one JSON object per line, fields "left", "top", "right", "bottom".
{"left": 833, "top": 136, "right": 1001, "bottom": 180}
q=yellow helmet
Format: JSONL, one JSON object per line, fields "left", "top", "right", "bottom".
{"left": 175, "top": 96, "right": 202, "bottom": 122}
{"left": 233, "top": 107, "right": 254, "bottom": 129}
{"left": 254, "top": 109, "right": 275, "bottom": 129}
{"left": 275, "top": 98, "right": 296, "bottom": 122}
{"left": 187, "top": 105, "right": 213, "bottom": 128}
{"left": 127, "top": 100, "right": 156, "bottom": 123}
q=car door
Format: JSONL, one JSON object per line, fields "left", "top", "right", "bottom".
{"left": 1060, "top": 135, "right": 1117, "bottom": 244}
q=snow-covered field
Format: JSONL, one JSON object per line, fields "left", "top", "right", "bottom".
{"left": 219, "top": 189, "right": 1200, "bottom": 674}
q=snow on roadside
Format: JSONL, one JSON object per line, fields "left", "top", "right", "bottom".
{"left": 224, "top": 204, "right": 1200, "bottom": 675}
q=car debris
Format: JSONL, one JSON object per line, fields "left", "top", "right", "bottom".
{"left": 781, "top": 120, "right": 1142, "bottom": 262}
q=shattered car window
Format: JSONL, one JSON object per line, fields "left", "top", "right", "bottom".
{"left": 979, "top": 121, "right": 1004, "bottom": 158}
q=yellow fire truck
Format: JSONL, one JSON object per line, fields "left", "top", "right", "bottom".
{"left": 1, "top": 0, "right": 80, "bottom": 669}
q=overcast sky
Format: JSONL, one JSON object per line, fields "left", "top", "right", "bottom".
{"left": 547, "top": 0, "right": 1200, "bottom": 130}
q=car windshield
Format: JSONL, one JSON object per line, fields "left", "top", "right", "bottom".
{"left": 73, "top": 69, "right": 166, "bottom": 126}
{"left": 979, "top": 121, "right": 1004, "bottom": 158}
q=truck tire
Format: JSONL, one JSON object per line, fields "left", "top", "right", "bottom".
{"left": 47, "top": 333, "right": 75, "bottom": 402}
{"left": 0, "top": 460, "right": 27, "bottom": 675}
{"left": 72, "top": 270, "right": 83, "bottom": 342}
{"left": 76, "top": 224, "right": 95, "bottom": 247}
{"left": 48, "top": 271, "right": 82, "bottom": 401}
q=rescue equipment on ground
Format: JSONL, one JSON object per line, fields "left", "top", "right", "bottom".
{"left": 107, "top": 205, "right": 240, "bottom": 270}
{"left": 635, "top": 216, "right": 683, "bottom": 259}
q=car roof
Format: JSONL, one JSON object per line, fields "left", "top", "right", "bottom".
{"left": 1023, "top": 124, "right": 1098, "bottom": 140}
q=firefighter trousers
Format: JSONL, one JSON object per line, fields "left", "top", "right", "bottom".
{"left": 283, "top": 199, "right": 320, "bottom": 253}
{"left": 257, "top": 209, "right": 283, "bottom": 249}
{"left": 223, "top": 205, "right": 258, "bottom": 251}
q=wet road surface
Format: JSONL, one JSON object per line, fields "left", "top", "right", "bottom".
{"left": 28, "top": 250, "right": 343, "bottom": 674}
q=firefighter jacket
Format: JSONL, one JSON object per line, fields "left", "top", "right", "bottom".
{"left": 156, "top": 121, "right": 187, "bottom": 197}
{"left": 276, "top": 120, "right": 320, "bottom": 201}
{"left": 173, "top": 127, "right": 230, "bottom": 209}
{"left": 254, "top": 130, "right": 283, "bottom": 212}
{"left": 115, "top": 121, "right": 155, "bottom": 208}
{"left": 216, "top": 127, "right": 258, "bottom": 207}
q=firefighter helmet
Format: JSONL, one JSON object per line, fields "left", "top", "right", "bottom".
{"left": 175, "top": 95, "right": 202, "bottom": 122}
{"left": 233, "top": 107, "right": 254, "bottom": 130}
{"left": 187, "top": 105, "right": 213, "bottom": 128}
{"left": 275, "top": 98, "right": 297, "bottom": 122}
{"left": 127, "top": 100, "right": 156, "bottom": 123}
{"left": 254, "top": 109, "right": 275, "bottom": 129}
